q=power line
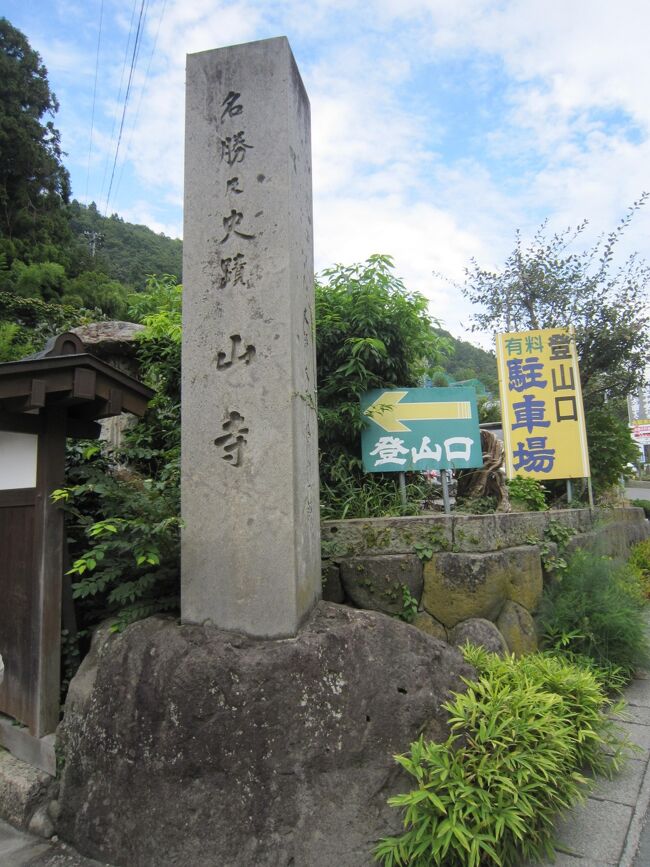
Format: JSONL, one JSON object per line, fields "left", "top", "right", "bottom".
{"left": 98, "top": 0, "right": 139, "bottom": 208}
{"left": 84, "top": 0, "right": 104, "bottom": 205}
{"left": 114, "top": 0, "right": 168, "bottom": 203}
{"left": 103, "top": 0, "right": 149, "bottom": 215}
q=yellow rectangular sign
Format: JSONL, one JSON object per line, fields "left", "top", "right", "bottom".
{"left": 496, "top": 328, "right": 590, "bottom": 480}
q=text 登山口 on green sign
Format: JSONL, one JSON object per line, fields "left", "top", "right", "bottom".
{"left": 360, "top": 387, "right": 483, "bottom": 473}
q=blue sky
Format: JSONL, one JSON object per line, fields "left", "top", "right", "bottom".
{"left": 4, "top": 0, "right": 649, "bottom": 339}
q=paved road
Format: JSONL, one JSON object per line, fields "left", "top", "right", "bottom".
{"left": 625, "top": 486, "right": 650, "bottom": 501}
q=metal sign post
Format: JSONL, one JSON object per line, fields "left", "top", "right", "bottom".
{"left": 441, "top": 471, "right": 451, "bottom": 515}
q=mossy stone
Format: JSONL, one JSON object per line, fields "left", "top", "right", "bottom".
{"left": 496, "top": 600, "right": 538, "bottom": 656}
{"left": 412, "top": 612, "right": 448, "bottom": 642}
{"left": 422, "top": 547, "right": 542, "bottom": 629}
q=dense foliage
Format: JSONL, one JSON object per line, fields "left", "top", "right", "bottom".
{"left": 540, "top": 549, "right": 650, "bottom": 678}
{"left": 0, "top": 291, "right": 93, "bottom": 361}
{"left": 56, "top": 277, "right": 181, "bottom": 635}
{"left": 375, "top": 646, "right": 628, "bottom": 867}
{"left": 316, "top": 254, "right": 450, "bottom": 517}
{"left": 629, "top": 539, "right": 650, "bottom": 598}
{"left": 434, "top": 327, "right": 498, "bottom": 395}
{"left": 0, "top": 17, "right": 71, "bottom": 264}
{"left": 584, "top": 404, "right": 640, "bottom": 491}
{"left": 67, "top": 200, "right": 182, "bottom": 288}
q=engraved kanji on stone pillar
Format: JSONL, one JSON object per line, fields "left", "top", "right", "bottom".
{"left": 181, "top": 38, "right": 320, "bottom": 637}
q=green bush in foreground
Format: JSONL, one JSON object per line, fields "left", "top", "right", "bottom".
{"left": 374, "top": 648, "right": 628, "bottom": 867}
{"left": 540, "top": 549, "right": 650, "bottom": 678}
{"left": 506, "top": 475, "right": 548, "bottom": 511}
{"left": 629, "top": 539, "right": 650, "bottom": 598}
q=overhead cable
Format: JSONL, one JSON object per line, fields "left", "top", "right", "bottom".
{"left": 103, "top": 0, "right": 149, "bottom": 215}
{"left": 85, "top": 0, "right": 104, "bottom": 206}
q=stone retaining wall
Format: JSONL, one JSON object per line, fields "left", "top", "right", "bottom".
{"left": 322, "top": 506, "right": 650, "bottom": 655}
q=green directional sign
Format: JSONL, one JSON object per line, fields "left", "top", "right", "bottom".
{"left": 361, "top": 387, "right": 483, "bottom": 472}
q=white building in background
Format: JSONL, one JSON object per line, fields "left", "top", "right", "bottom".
{"left": 628, "top": 385, "right": 650, "bottom": 462}
{"left": 628, "top": 386, "right": 650, "bottom": 424}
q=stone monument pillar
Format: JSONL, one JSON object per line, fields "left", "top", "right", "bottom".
{"left": 181, "top": 37, "right": 321, "bottom": 637}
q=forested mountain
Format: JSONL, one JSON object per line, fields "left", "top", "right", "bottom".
{"left": 67, "top": 201, "right": 181, "bottom": 287}
{"left": 435, "top": 328, "right": 498, "bottom": 395}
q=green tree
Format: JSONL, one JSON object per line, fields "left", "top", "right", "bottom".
{"left": 460, "top": 199, "right": 650, "bottom": 492}
{"left": 0, "top": 18, "right": 71, "bottom": 263}
{"left": 462, "top": 197, "right": 650, "bottom": 407}
{"left": 316, "top": 254, "right": 450, "bottom": 514}
{"left": 435, "top": 327, "right": 499, "bottom": 395}
{"left": 58, "top": 276, "right": 182, "bottom": 637}
{"left": 67, "top": 201, "right": 182, "bottom": 288}
{"left": 0, "top": 290, "right": 90, "bottom": 361}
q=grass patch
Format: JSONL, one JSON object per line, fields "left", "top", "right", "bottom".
{"left": 539, "top": 549, "right": 650, "bottom": 679}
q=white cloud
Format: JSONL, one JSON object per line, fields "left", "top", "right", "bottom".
{"left": 13, "top": 0, "right": 650, "bottom": 342}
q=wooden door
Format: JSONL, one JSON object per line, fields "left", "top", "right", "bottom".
{"left": 0, "top": 488, "right": 38, "bottom": 729}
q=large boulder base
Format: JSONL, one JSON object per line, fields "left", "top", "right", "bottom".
{"left": 57, "top": 603, "right": 472, "bottom": 867}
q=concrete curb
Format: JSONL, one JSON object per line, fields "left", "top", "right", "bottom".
{"left": 619, "top": 746, "right": 650, "bottom": 866}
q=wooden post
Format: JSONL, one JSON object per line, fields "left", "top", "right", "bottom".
{"left": 33, "top": 408, "right": 66, "bottom": 737}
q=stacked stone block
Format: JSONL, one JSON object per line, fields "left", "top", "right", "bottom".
{"left": 322, "top": 507, "right": 650, "bottom": 655}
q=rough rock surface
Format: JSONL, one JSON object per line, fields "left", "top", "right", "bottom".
{"left": 412, "top": 611, "right": 448, "bottom": 642}
{"left": 565, "top": 518, "right": 650, "bottom": 560}
{"left": 339, "top": 555, "right": 423, "bottom": 616}
{"left": 0, "top": 750, "right": 53, "bottom": 830}
{"left": 422, "top": 546, "right": 540, "bottom": 628}
{"left": 71, "top": 322, "right": 145, "bottom": 380}
{"left": 321, "top": 516, "right": 453, "bottom": 557}
{"left": 496, "top": 601, "right": 537, "bottom": 656}
{"left": 449, "top": 618, "right": 509, "bottom": 655}
{"left": 71, "top": 321, "right": 145, "bottom": 358}
{"left": 452, "top": 509, "right": 594, "bottom": 553}
{"left": 57, "top": 603, "right": 472, "bottom": 867}
{"left": 321, "top": 562, "right": 344, "bottom": 603}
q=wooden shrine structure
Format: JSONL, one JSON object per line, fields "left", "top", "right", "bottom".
{"left": 0, "top": 332, "right": 153, "bottom": 772}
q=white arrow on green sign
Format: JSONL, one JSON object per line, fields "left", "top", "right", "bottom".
{"left": 364, "top": 390, "right": 472, "bottom": 432}
{"left": 360, "top": 386, "right": 483, "bottom": 473}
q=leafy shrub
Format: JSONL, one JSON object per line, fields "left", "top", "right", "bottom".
{"left": 320, "top": 465, "right": 428, "bottom": 520}
{"left": 629, "top": 539, "right": 650, "bottom": 598}
{"left": 586, "top": 405, "right": 640, "bottom": 495}
{"left": 506, "top": 475, "right": 548, "bottom": 511}
{"left": 58, "top": 277, "right": 182, "bottom": 635}
{"left": 316, "top": 255, "right": 450, "bottom": 518}
{"left": 56, "top": 443, "right": 180, "bottom": 633}
{"left": 374, "top": 647, "right": 628, "bottom": 867}
{"left": 0, "top": 290, "right": 92, "bottom": 361}
{"left": 526, "top": 519, "right": 577, "bottom": 576}
{"left": 540, "top": 550, "right": 650, "bottom": 678}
